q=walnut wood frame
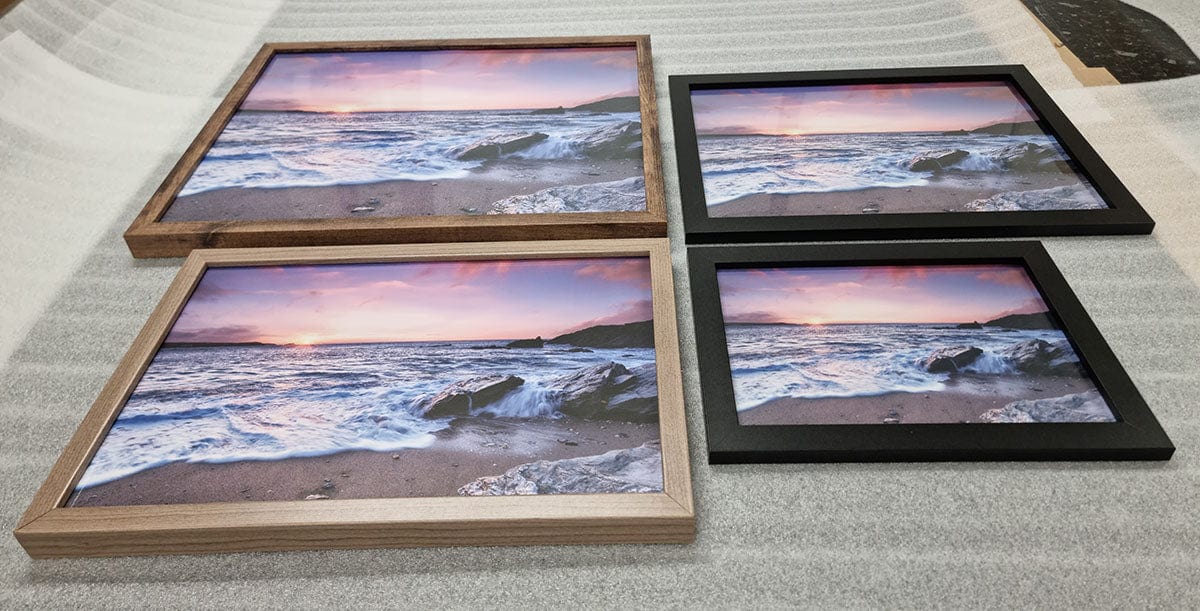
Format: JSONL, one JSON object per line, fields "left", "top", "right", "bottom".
{"left": 15, "top": 238, "right": 693, "bottom": 558}
{"left": 123, "top": 37, "right": 668, "bottom": 258}
{"left": 670, "top": 65, "right": 1155, "bottom": 243}
{"left": 688, "top": 241, "right": 1174, "bottom": 463}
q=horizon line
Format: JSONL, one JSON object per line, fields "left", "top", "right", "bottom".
{"left": 725, "top": 311, "right": 1050, "bottom": 326}
{"left": 697, "top": 119, "right": 1039, "bottom": 138}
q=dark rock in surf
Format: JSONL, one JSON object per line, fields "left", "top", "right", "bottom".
{"left": 576, "top": 120, "right": 643, "bottom": 159}
{"left": 450, "top": 132, "right": 549, "bottom": 160}
{"left": 546, "top": 362, "right": 658, "bottom": 421}
{"left": 414, "top": 375, "right": 525, "bottom": 418}
{"left": 908, "top": 149, "right": 969, "bottom": 172}
{"left": 530, "top": 106, "right": 566, "bottom": 115}
{"left": 991, "top": 142, "right": 1068, "bottom": 172}
{"left": 999, "top": 339, "right": 1082, "bottom": 376}
{"left": 922, "top": 346, "right": 983, "bottom": 373}
{"left": 458, "top": 442, "right": 663, "bottom": 495}
{"left": 956, "top": 321, "right": 983, "bottom": 329}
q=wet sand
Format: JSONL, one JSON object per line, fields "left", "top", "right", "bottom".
{"left": 67, "top": 417, "right": 660, "bottom": 507}
{"left": 707, "top": 171, "right": 1087, "bottom": 217}
{"left": 737, "top": 375, "right": 1097, "bottom": 425}
{"left": 162, "top": 158, "right": 645, "bottom": 221}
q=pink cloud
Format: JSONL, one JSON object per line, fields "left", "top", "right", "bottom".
{"left": 575, "top": 259, "right": 651, "bottom": 288}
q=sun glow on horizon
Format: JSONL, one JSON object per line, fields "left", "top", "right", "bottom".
{"left": 718, "top": 264, "right": 1051, "bottom": 326}
{"left": 163, "top": 258, "right": 655, "bottom": 346}
{"left": 239, "top": 47, "right": 640, "bottom": 113}
{"left": 692, "top": 81, "right": 1043, "bottom": 136}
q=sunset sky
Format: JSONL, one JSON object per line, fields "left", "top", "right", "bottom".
{"left": 241, "top": 47, "right": 640, "bottom": 112}
{"left": 692, "top": 81, "right": 1042, "bottom": 136}
{"left": 164, "top": 258, "right": 653, "bottom": 345}
{"left": 718, "top": 264, "right": 1050, "bottom": 325}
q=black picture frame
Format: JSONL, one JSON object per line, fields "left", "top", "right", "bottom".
{"left": 688, "top": 241, "right": 1174, "bottom": 463}
{"left": 669, "top": 66, "right": 1155, "bottom": 243}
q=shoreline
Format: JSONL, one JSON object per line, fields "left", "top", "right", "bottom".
{"left": 162, "top": 157, "right": 645, "bottom": 221}
{"left": 707, "top": 171, "right": 1091, "bottom": 217}
{"left": 737, "top": 374, "right": 1098, "bottom": 425}
{"left": 67, "top": 416, "right": 660, "bottom": 506}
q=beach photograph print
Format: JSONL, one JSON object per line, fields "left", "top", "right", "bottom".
{"left": 717, "top": 263, "right": 1116, "bottom": 425}
{"left": 162, "top": 45, "right": 647, "bottom": 221}
{"left": 691, "top": 81, "right": 1109, "bottom": 217}
{"left": 68, "top": 257, "right": 663, "bottom": 507}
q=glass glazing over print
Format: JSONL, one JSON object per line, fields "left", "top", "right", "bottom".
{"left": 164, "top": 46, "right": 647, "bottom": 221}
{"left": 691, "top": 81, "right": 1110, "bottom": 216}
{"left": 69, "top": 257, "right": 663, "bottom": 507}
{"left": 716, "top": 263, "right": 1115, "bottom": 425}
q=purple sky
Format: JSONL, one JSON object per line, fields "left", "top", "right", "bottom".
{"left": 692, "top": 81, "right": 1043, "bottom": 135}
{"left": 165, "top": 258, "right": 653, "bottom": 344}
{"left": 718, "top": 264, "right": 1051, "bottom": 325}
{"left": 241, "top": 47, "right": 640, "bottom": 112}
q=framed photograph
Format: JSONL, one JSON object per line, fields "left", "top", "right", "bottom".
{"left": 670, "top": 66, "right": 1155, "bottom": 243}
{"left": 123, "top": 36, "right": 667, "bottom": 258}
{"left": 15, "top": 238, "right": 693, "bottom": 557}
{"left": 688, "top": 241, "right": 1174, "bottom": 463}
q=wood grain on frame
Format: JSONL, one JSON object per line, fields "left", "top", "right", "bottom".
{"left": 123, "top": 36, "right": 667, "bottom": 258}
{"left": 14, "top": 238, "right": 693, "bottom": 558}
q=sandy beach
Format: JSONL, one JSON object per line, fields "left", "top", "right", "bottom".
{"left": 737, "top": 374, "right": 1093, "bottom": 425}
{"left": 161, "top": 158, "right": 644, "bottom": 221}
{"left": 67, "top": 416, "right": 660, "bottom": 506}
{"left": 707, "top": 171, "right": 1087, "bottom": 217}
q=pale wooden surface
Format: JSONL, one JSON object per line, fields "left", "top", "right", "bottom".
{"left": 123, "top": 36, "right": 668, "bottom": 258}
{"left": 15, "top": 239, "right": 694, "bottom": 557}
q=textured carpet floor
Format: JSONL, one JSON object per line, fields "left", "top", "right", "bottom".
{"left": 1, "top": 0, "right": 1198, "bottom": 607}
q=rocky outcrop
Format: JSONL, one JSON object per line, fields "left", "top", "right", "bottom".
{"left": 575, "top": 120, "right": 643, "bottom": 159}
{"left": 458, "top": 442, "right": 663, "bottom": 495}
{"left": 488, "top": 177, "right": 646, "bottom": 214}
{"left": 984, "top": 312, "right": 1056, "bottom": 330}
{"left": 999, "top": 339, "right": 1082, "bottom": 376}
{"left": 505, "top": 337, "right": 545, "bottom": 349}
{"left": 450, "top": 132, "right": 549, "bottom": 160}
{"left": 963, "top": 184, "right": 1103, "bottom": 212}
{"left": 991, "top": 142, "right": 1070, "bottom": 172}
{"left": 605, "top": 363, "right": 659, "bottom": 419}
{"left": 979, "top": 390, "right": 1114, "bottom": 423}
{"left": 970, "top": 120, "right": 1044, "bottom": 136}
{"left": 922, "top": 346, "right": 983, "bottom": 373}
{"left": 908, "top": 149, "right": 969, "bottom": 172}
{"left": 570, "top": 96, "right": 640, "bottom": 113}
{"left": 548, "top": 320, "right": 654, "bottom": 349}
{"left": 530, "top": 106, "right": 566, "bottom": 115}
{"left": 546, "top": 362, "right": 658, "bottom": 421}
{"left": 414, "top": 375, "right": 524, "bottom": 418}
{"left": 956, "top": 321, "right": 983, "bottom": 330}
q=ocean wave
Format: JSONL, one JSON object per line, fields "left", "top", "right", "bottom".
{"left": 74, "top": 342, "right": 657, "bottom": 489}
{"left": 726, "top": 324, "right": 1073, "bottom": 409}
{"left": 177, "top": 109, "right": 639, "bottom": 195}
{"left": 699, "top": 132, "right": 1072, "bottom": 204}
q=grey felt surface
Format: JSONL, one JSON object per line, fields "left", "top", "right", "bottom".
{"left": 2, "top": 0, "right": 1199, "bottom": 607}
